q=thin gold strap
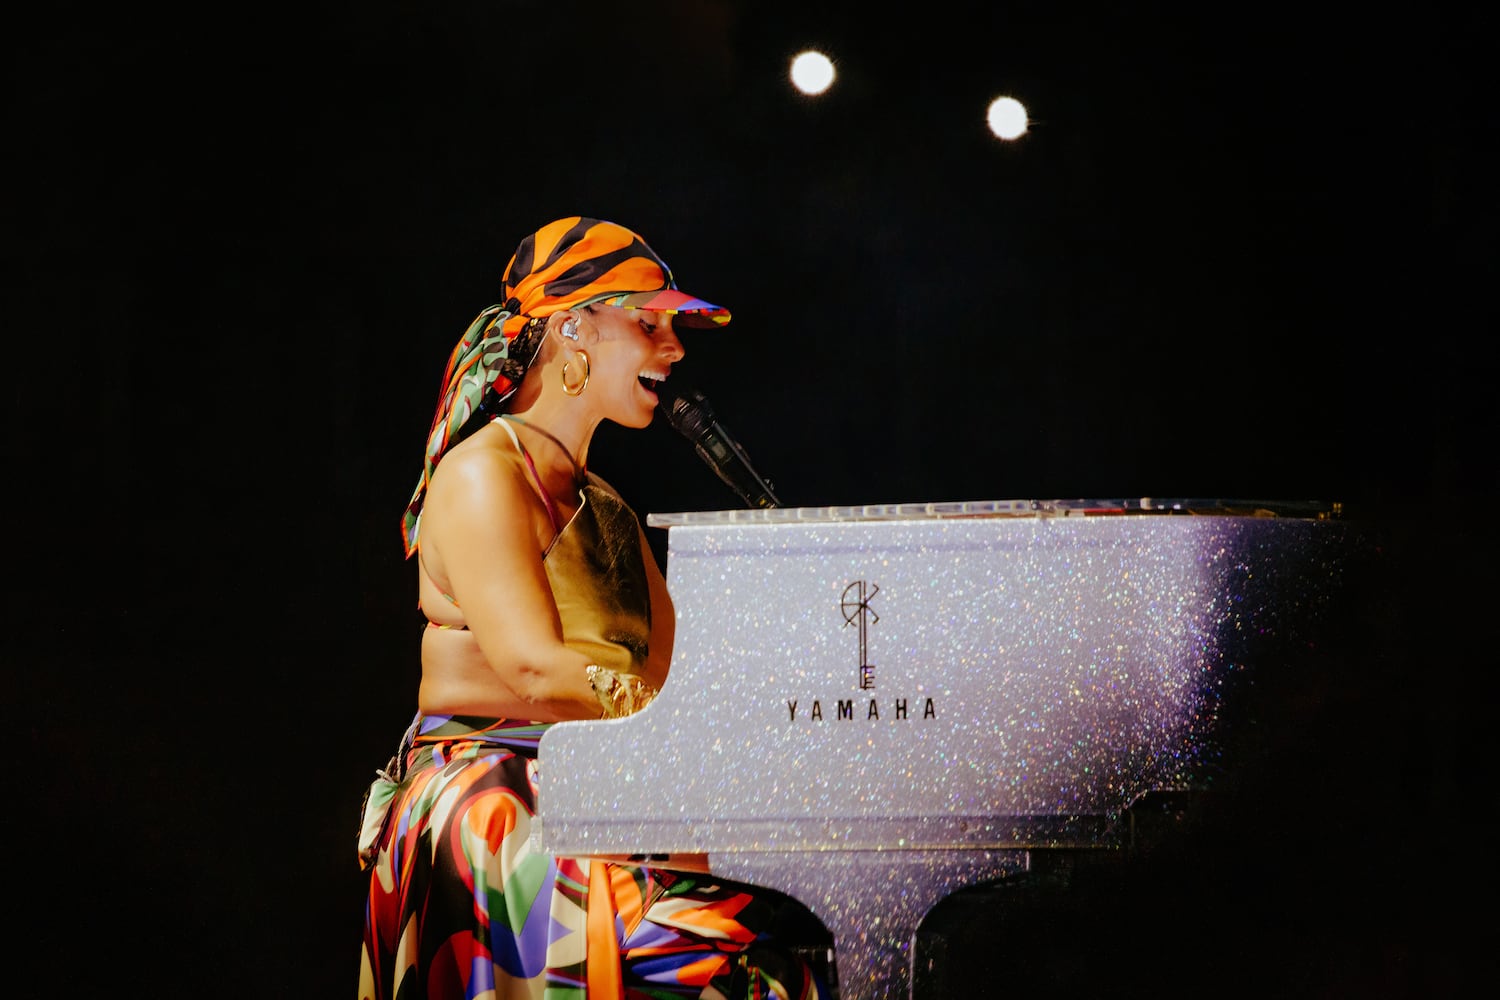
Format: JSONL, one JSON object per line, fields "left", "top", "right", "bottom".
{"left": 491, "top": 416, "right": 562, "bottom": 533}
{"left": 499, "top": 413, "right": 586, "bottom": 486}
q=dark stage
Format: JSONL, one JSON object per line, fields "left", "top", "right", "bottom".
{"left": 7, "top": 2, "right": 1492, "bottom": 996}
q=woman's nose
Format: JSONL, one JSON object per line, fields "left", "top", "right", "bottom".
{"left": 659, "top": 327, "right": 685, "bottom": 362}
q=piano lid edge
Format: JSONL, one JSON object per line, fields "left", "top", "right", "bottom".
{"left": 645, "top": 498, "right": 1343, "bottom": 527}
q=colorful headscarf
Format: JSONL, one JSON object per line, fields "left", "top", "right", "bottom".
{"left": 401, "top": 216, "right": 731, "bottom": 556}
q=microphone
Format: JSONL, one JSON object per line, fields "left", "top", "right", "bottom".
{"left": 657, "top": 384, "right": 782, "bottom": 508}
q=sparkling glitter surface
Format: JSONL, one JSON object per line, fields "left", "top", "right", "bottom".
{"left": 534, "top": 501, "right": 1358, "bottom": 999}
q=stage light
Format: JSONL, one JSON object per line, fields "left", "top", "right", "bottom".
{"left": 790, "top": 50, "right": 835, "bottom": 95}
{"left": 986, "top": 96, "right": 1029, "bottom": 139}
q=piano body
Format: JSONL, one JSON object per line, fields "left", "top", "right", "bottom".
{"left": 533, "top": 498, "right": 1366, "bottom": 999}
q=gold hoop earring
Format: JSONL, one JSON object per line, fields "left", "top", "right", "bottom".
{"left": 561, "top": 351, "right": 590, "bottom": 396}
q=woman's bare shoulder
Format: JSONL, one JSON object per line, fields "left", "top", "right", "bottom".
{"left": 424, "top": 428, "right": 538, "bottom": 532}
{"left": 429, "top": 426, "right": 526, "bottom": 491}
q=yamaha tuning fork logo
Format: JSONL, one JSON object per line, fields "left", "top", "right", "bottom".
{"left": 841, "top": 580, "right": 879, "bottom": 690}
{"left": 784, "top": 580, "right": 939, "bottom": 724}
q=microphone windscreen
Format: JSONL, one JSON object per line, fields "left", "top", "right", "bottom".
{"left": 660, "top": 387, "right": 715, "bottom": 440}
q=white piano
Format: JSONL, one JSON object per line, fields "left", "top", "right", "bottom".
{"left": 532, "top": 498, "right": 1366, "bottom": 999}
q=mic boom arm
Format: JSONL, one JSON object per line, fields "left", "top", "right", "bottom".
{"left": 659, "top": 386, "right": 782, "bottom": 509}
{"left": 692, "top": 432, "right": 781, "bottom": 509}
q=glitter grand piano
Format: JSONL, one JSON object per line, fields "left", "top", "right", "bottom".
{"left": 532, "top": 498, "right": 1369, "bottom": 999}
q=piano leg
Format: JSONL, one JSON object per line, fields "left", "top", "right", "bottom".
{"left": 709, "top": 850, "right": 1032, "bottom": 1000}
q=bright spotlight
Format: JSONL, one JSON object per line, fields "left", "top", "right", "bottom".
{"left": 986, "top": 96, "right": 1029, "bottom": 140}
{"left": 790, "top": 50, "right": 835, "bottom": 95}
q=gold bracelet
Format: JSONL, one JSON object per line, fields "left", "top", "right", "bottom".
{"left": 585, "top": 664, "right": 660, "bottom": 719}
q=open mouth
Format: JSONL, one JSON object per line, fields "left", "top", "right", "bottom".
{"left": 638, "top": 375, "right": 665, "bottom": 395}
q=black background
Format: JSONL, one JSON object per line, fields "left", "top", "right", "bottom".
{"left": 7, "top": 2, "right": 1494, "bottom": 996}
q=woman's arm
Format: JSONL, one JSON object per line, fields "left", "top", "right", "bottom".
{"left": 422, "top": 442, "right": 603, "bottom": 719}
{"left": 638, "top": 524, "right": 675, "bottom": 694}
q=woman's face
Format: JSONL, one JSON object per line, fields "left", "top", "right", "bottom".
{"left": 584, "top": 304, "right": 686, "bottom": 428}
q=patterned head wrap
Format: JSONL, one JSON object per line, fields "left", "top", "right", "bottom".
{"left": 401, "top": 216, "right": 731, "bottom": 556}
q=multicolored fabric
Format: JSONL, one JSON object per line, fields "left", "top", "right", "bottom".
{"left": 358, "top": 715, "right": 823, "bottom": 1000}
{"left": 400, "top": 217, "right": 732, "bottom": 557}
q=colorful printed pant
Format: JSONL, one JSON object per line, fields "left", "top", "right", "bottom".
{"left": 358, "top": 715, "right": 824, "bottom": 999}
